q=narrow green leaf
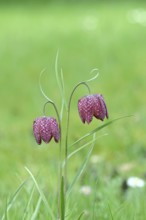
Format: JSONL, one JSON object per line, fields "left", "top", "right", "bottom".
{"left": 107, "top": 203, "right": 114, "bottom": 220}
{"left": 1, "top": 180, "right": 27, "bottom": 220}
{"left": 60, "top": 176, "right": 65, "bottom": 220}
{"left": 4, "top": 198, "right": 8, "bottom": 220}
{"left": 31, "top": 196, "right": 42, "bottom": 220}
{"left": 60, "top": 68, "right": 67, "bottom": 109}
{"left": 70, "top": 116, "right": 132, "bottom": 148}
{"left": 67, "top": 144, "right": 94, "bottom": 197}
{"left": 77, "top": 211, "right": 84, "bottom": 220}
{"left": 62, "top": 134, "right": 107, "bottom": 168}
{"left": 39, "top": 68, "right": 52, "bottom": 102}
{"left": 25, "top": 167, "right": 55, "bottom": 220}
{"left": 55, "top": 51, "right": 67, "bottom": 120}
{"left": 22, "top": 186, "right": 35, "bottom": 220}
{"left": 85, "top": 68, "right": 99, "bottom": 83}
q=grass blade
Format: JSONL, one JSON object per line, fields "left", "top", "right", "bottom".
{"left": 55, "top": 51, "right": 67, "bottom": 120}
{"left": 25, "top": 166, "right": 55, "bottom": 220}
{"left": 31, "top": 196, "right": 42, "bottom": 220}
{"left": 1, "top": 180, "right": 27, "bottom": 220}
{"left": 22, "top": 186, "right": 35, "bottom": 220}
{"left": 67, "top": 142, "right": 94, "bottom": 198}
{"left": 4, "top": 199, "right": 8, "bottom": 220}
{"left": 107, "top": 203, "right": 114, "bottom": 220}
{"left": 77, "top": 211, "right": 85, "bottom": 220}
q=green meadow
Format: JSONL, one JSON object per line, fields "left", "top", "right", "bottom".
{"left": 0, "top": 2, "right": 146, "bottom": 219}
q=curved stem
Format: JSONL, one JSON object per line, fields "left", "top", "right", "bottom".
{"left": 43, "top": 100, "right": 62, "bottom": 219}
{"left": 43, "top": 100, "right": 60, "bottom": 122}
{"left": 64, "top": 81, "right": 91, "bottom": 190}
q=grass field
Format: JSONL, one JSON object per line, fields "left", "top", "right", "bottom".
{"left": 0, "top": 2, "right": 146, "bottom": 219}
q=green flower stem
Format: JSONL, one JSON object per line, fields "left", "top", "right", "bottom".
{"left": 43, "top": 81, "right": 91, "bottom": 219}
{"left": 64, "top": 82, "right": 91, "bottom": 192}
{"left": 43, "top": 101, "right": 62, "bottom": 219}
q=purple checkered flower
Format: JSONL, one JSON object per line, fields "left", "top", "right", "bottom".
{"left": 33, "top": 116, "right": 60, "bottom": 145}
{"left": 78, "top": 94, "right": 108, "bottom": 124}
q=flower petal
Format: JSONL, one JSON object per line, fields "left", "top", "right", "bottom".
{"left": 33, "top": 118, "right": 42, "bottom": 145}
{"left": 39, "top": 117, "right": 52, "bottom": 143}
{"left": 93, "top": 94, "right": 108, "bottom": 121}
{"left": 50, "top": 117, "right": 60, "bottom": 142}
{"left": 78, "top": 95, "right": 94, "bottom": 124}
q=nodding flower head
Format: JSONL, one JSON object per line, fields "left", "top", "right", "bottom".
{"left": 78, "top": 94, "right": 108, "bottom": 124}
{"left": 33, "top": 116, "right": 60, "bottom": 145}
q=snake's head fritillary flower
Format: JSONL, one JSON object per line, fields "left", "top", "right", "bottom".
{"left": 33, "top": 116, "right": 60, "bottom": 145}
{"left": 78, "top": 94, "right": 108, "bottom": 124}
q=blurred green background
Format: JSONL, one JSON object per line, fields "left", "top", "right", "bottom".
{"left": 0, "top": 0, "right": 146, "bottom": 218}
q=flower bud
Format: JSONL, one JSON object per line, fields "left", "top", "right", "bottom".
{"left": 33, "top": 116, "right": 60, "bottom": 145}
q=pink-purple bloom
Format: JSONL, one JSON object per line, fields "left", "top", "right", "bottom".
{"left": 33, "top": 116, "right": 60, "bottom": 145}
{"left": 78, "top": 94, "right": 108, "bottom": 124}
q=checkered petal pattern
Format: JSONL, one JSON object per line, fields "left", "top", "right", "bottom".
{"left": 33, "top": 116, "right": 60, "bottom": 145}
{"left": 78, "top": 94, "right": 108, "bottom": 124}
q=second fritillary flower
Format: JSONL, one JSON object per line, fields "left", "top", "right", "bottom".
{"left": 33, "top": 116, "right": 60, "bottom": 145}
{"left": 78, "top": 94, "right": 108, "bottom": 124}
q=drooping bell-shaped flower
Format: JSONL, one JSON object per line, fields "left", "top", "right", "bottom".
{"left": 78, "top": 94, "right": 108, "bottom": 124}
{"left": 33, "top": 116, "right": 60, "bottom": 145}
